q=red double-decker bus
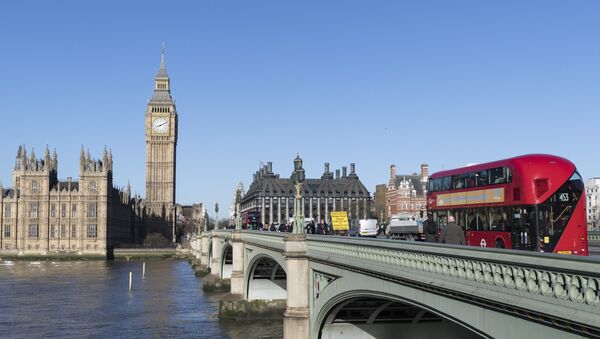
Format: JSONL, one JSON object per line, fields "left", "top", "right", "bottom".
{"left": 426, "top": 154, "right": 588, "bottom": 255}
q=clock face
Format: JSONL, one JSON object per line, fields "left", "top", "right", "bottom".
{"left": 152, "top": 117, "right": 169, "bottom": 133}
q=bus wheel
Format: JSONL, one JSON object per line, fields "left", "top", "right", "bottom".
{"left": 495, "top": 240, "right": 505, "bottom": 249}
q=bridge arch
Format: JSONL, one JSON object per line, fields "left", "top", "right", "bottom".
{"left": 245, "top": 253, "right": 287, "bottom": 301}
{"left": 221, "top": 243, "right": 233, "bottom": 279}
{"left": 315, "top": 291, "right": 485, "bottom": 339}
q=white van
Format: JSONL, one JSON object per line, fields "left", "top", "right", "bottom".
{"left": 358, "top": 219, "right": 379, "bottom": 237}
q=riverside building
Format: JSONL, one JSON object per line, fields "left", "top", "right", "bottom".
{"left": 240, "top": 157, "right": 372, "bottom": 225}
{"left": 0, "top": 146, "right": 139, "bottom": 256}
{"left": 386, "top": 164, "right": 429, "bottom": 218}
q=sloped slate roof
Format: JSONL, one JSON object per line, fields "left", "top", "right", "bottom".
{"left": 56, "top": 181, "right": 79, "bottom": 191}
{"left": 2, "top": 188, "right": 15, "bottom": 198}
{"left": 150, "top": 90, "right": 174, "bottom": 104}
{"left": 242, "top": 176, "right": 370, "bottom": 204}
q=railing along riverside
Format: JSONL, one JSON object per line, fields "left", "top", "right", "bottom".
{"left": 306, "top": 235, "right": 600, "bottom": 335}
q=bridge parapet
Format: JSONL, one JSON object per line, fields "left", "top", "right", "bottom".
{"left": 211, "top": 229, "right": 233, "bottom": 240}
{"left": 306, "top": 236, "right": 600, "bottom": 336}
{"left": 589, "top": 231, "right": 600, "bottom": 246}
{"left": 241, "top": 231, "right": 287, "bottom": 252}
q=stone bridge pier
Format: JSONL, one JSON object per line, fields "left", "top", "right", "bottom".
{"left": 283, "top": 234, "right": 309, "bottom": 339}
{"left": 230, "top": 230, "right": 245, "bottom": 296}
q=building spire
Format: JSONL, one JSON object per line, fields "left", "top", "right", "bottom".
{"left": 161, "top": 42, "right": 165, "bottom": 69}
{"left": 156, "top": 43, "right": 169, "bottom": 79}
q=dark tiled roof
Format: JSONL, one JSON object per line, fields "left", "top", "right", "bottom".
{"left": 56, "top": 181, "right": 79, "bottom": 191}
{"left": 242, "top": 176, "right": 370, "bottom": 204}
{"left": 2, "top": 188, "right": 15, "bottom": 198}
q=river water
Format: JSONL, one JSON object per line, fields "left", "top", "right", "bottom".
{"left": 0, "top": 260, "right": 283, "bottom": 339}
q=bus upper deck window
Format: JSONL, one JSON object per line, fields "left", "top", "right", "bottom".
{"left": 505, "top": 167, "right": 512, "bottom": 183}
{"left": 442, "top": 177, "right": 452, "bottom": 191}
{"left": 465, "top": 173, "right": 477, "bottom": 188}
{"left": 452, "top": 175, "right": 464, "bottom": 189}
{"left": 477, "top": 170, "right": 489, "bottom": 186}
{"left": 490, "top": 167, "right": 505, "bottom": 184}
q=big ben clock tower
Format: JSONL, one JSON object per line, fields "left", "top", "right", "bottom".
{"left": 145, "top": 46, "right": 178, "bottom": 232}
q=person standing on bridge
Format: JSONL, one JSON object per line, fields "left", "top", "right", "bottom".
{"left": 278, "top": 220, "right": 287, "bottom": 232}
{"left": 424, "top": 213, "right": 438, "bottom": 242}
{"left": 438, "top": 215, "right": 465, "bottom": 245}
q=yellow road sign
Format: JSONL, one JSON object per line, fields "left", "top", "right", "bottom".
{"left": 331, "top": 211, "right": 349, "bottom": 231}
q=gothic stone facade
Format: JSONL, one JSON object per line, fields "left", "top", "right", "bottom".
{"left": 241, "top": 159, "right": 372, "bottom": 225}
{"left": 0, "top": 146, "right": 139, "bottom": 256}
{"left": 386, "top": 164, "right": 429, "bottom": 219}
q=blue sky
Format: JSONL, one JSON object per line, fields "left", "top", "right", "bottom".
{"left": 1, "top": 1, "right": 599, "bottom": 212}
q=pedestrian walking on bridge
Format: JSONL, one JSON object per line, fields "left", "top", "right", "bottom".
{"left": 438, "top": 215, "right": 465, "bottom": 245}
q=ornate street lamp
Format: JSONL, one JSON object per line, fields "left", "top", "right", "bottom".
{"left": 292, "top": 154, "right": 305, "bottom": 234}
{"left": 215, "top": 202, "right": 220, "bottom": 230}
{"left": 172, "top": 205, "right": 177, "bottom": 243}
{"left": 235, "top": 189, "right": 242, "bottom": 230}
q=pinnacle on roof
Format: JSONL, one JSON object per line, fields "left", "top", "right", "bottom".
{"left": 156, "top": 43, "right": 169, "bottom": 79}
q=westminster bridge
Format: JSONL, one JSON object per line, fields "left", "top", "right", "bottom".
{"left": 190, "top": 230, "right": 600, "bottom": 339}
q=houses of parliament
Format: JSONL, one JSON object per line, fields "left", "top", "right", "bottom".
{"left": 0, "top": 50, "right": 178, "bottom": 256}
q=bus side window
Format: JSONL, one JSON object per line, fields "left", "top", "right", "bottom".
{"left": 433, "top": 178, "right": 442, "bottom": 192}
{"left": 454, "top": 209, "right": 467, "bottom": 229}
{"left": 434, "top": 211, "right": 447, "bottom": 228}
{"left": 466, "top": 209, "right": 476, "bottom": 230}
{"left": 475, "top": 209, "right": 489, "bottom": 231}
{"left": 465, "top": 173, "right": 477, "bottom": 188}
{"left": 442, "top": 177, "right": 452, "bottom": 191}
{"left": 477, "top": 170, "right": 489, "bottom": 187}
{"left": 490, "top": 208, "right": 507, "bottom": 231}
{"left": 452, "top": 176, "right": 464, "bottom": 189}
{"left": 490, "top": 167, "right": 505, "bottom": 184}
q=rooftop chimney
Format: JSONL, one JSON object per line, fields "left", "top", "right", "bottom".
{"left": 267, "top": 162, "right": 273, "bottom": 173}
{"left": 350, "top": 163, "right": 355, "bottom": 174}
{"left": 335, "top": 169, "right": 340, "bottom": 179}
{"left": 421, "top": 164, "right": 429, "bottom": 178}
{"left": 390, "top": 165, "right": 397, "bottom": 178}
{"left": 324, "top": 162, "right": 329, "bottom": 173}
{"left": 342, "top": 166, "right": 347, "bottom": 178}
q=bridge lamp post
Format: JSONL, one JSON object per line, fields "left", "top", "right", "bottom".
{"left": 215, "top": 203, "right": 219, "bottom": 230}
{"left": 235, "top": 189, "right": 242, "bottom": 230}
{"left": 292, "top": 154, "right": 306, "bottom": 234}
{"left": 172, "top": 205, "right": 176, "bottom": 243}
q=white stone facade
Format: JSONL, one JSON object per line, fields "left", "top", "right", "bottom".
{"left": 585, "top": 178, "right": 600, "bottom": 230}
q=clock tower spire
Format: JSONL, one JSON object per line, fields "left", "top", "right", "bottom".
{"left": 145, "top": 45, "right": 178, "bottom": 238}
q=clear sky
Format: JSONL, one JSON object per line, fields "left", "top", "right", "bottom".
{"left": 1, "top": 1, "right": 599, "bottom": 214}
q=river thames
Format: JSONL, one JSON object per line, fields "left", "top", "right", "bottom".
{"left": 0, "top": 260, "right": 282, "bottom": 339}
